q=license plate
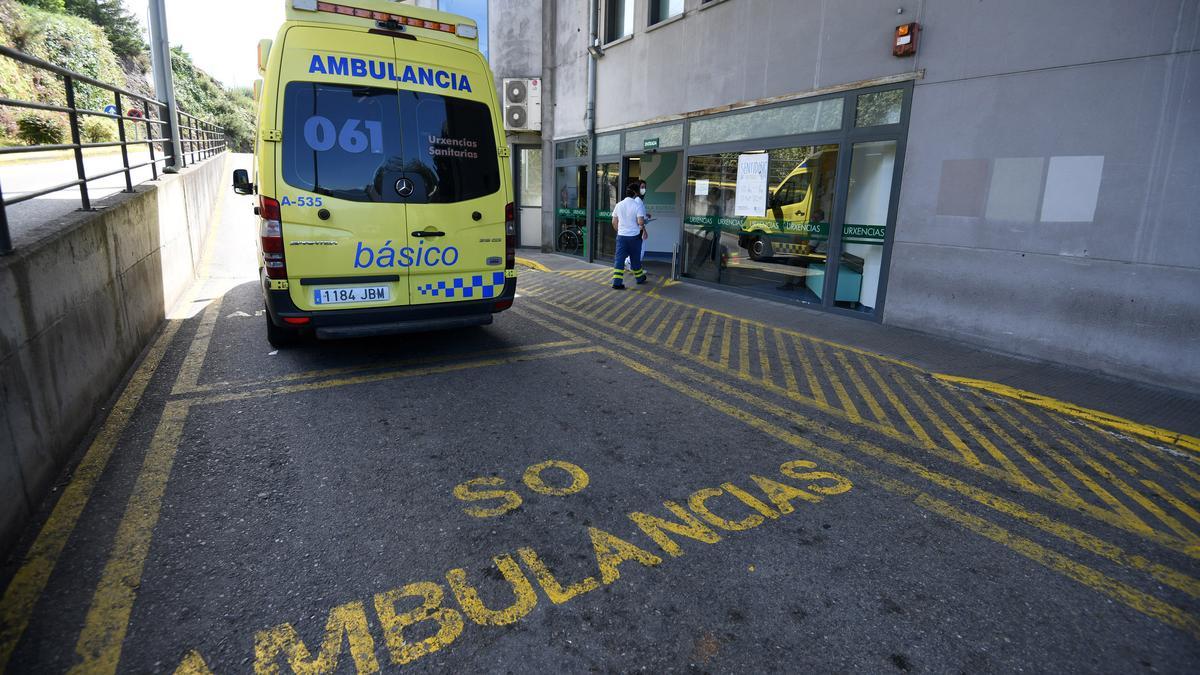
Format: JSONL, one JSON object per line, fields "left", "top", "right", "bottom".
{"left": 312, "top": 285, "right": 390, "bottom": 305}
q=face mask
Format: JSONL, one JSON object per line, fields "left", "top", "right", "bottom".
{"left": 639, "top": 188, "right": 647, "bottom": 196}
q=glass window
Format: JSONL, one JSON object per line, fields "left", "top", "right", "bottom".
{"left": 596, "top": 132, "right": 622, "bottom": 157}
{"left": 555, "top": 165, "right": 589, "bottom": 256}
{"left": 650, "top": 0, "right": 684, "bottom": 25}
{"left": 855, "top": 89, "right": 903, "bottom": 127}
{"left": 836, "top": 140, "right": 896, "bottom": 312}
{"left": 605, "top": 0, "right": 634, "bottom": 42}
{"left": 624, "top": 123, "right": 683, "bottom": 153}
{"left": 555, "top": 138, "right": 589, "bottom": 159}
{"left": 689, "top": 98, "right": 843, "bottom": 146}
{"left": 683, "top": 144, "right": 840, "bottom": 305}
{"left": 519, "top": 147, "right": 542, "bottom": 208}
{"left": 282, "top": 81, "right": 500, "bottom": 204}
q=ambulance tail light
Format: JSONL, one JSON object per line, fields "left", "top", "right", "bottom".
{"left": 504, "top": 201, "right": 516, "bottom": 269}
{"left": 259, "top": 196, "right": 287, "bottom": 280}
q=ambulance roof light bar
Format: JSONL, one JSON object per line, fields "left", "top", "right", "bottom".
{"left": 291, "top": 0, "right": 477, "bottom": 39}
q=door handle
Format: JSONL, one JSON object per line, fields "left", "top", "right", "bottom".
{"left": 411, "top": 230, "right": 446, "bottom": 237}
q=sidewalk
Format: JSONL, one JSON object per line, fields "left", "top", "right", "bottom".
{"left": 515, "top": 250, "right": 1200, "bottom": 445}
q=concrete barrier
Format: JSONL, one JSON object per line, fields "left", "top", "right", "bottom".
{"left": 0, "top": 153, "right": 228, "bottom": 553}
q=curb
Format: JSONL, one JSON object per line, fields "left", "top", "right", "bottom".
{"left": 515, "top": 257, "right": 550, "bottom": 273}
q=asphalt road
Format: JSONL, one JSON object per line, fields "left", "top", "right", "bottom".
{"left": 0, "top": 149, "right": 154, "bottom": 244}
{"left": 1, "top": 160, "right": 1198, "bottom": 673}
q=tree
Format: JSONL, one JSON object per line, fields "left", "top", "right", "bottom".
{"left": 63, "top": 0, "right": 144, "bottom": 59}
{"left": 16, "top": 0, "right": 66, "bottom": 12}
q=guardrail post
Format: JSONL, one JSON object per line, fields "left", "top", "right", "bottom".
{"left": 114, "top": 92, "right": 134, "bottom": 193}
{"left": 63, "top": 75, "right": 92, "bottom": 211}
{"left": 0, "top": 176, "right": 12, "bottom": 255}
{"left": 143, "top": 99, "right": 158, "bottom": 180}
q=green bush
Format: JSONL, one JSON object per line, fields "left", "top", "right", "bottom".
{"left": 81, "top": 116, "right": 116, "bottom": 143}
{"left": 17, "top": 0, "right": 64, "bottom": 11}
{"left": 16, "top": 112, "right": 66, "bottom": 145}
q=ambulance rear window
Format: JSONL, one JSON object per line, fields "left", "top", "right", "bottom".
{"left": 281, "top": 82, "right": 500, "bottom": 204}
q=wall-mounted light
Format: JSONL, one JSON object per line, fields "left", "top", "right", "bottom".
{"left": 893, "top": 22, "right": 919, "bottom": 57}
{"left": 587, "top": 38, "right": 604, "bottom": 59}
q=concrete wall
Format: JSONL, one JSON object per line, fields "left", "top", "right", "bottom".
{"left": 888, "top": 1, "right": 1200, "bottom": 391}
{"left": 0, "top": 154, "right": 228, "bottom": 552}
{"left": 535, "top": 0, "right": 1200, "bottom": 390}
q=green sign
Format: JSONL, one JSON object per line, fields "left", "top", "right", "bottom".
{"left": 683, "top": 215, "right": 885, "bottom": 244}
{"left": 643, "top": 137, "right": 660, "bottom": 151}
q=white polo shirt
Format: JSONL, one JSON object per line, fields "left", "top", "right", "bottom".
{"left": 613, "top": 197, "right": 643, "bottom": 237}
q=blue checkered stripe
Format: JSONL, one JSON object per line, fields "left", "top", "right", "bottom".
{"left": 418, "top": 271, "right": 507, "bottom": 298}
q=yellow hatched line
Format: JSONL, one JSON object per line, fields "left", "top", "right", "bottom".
{"left": 1042, "top": 410, "right": 1198, "bottom": 542}
{"left": 934, "top": 374, "right": 1200, "bottom": 455}
{"left": 1177, "top": 481, "right": 1200, "bottom": 504}
{"left": 720, "top": 317, "right": 734, "bottom": 367}
{"left": 857, "top": 355, "right": 937, "bottom": 449}
{"left": 738, "top": 320, "right": 751, "bottom": 378}
{"left": 754, "top": 324, "right": 771, "bottom": 384}
{"left": 666, "top": 306, "right": 694, "bottom": 348}
{"left": 521, "top": 303, "right": 1200, "bottom": 612}
{"left": 1141, "top": 480, "right": 1200, "bottom": 527}
{"left": 628, "top": 297, "right": 664, "bottom": 335}
{"left": 942, "top": 384, "right": 1080, "bottom": 498}
{"left": 647, "top": 303, "right": 680, "bottom": 343}
{"left": 913, "top": 375, "right": 1039, "bottom": 490}
{"left": 772, "top": 329, "right": 800, "bottom": 395}
{"left": 681, "top": 309, "right": 706, "bottom": 354}
{"left": 833, "top": 351, "right": 891, "bottom": 427}
{"left": 610, "top": 293, "right": 650, "bottom": 327}
{"left": 698, "top": 314, "right": 718, "bottom": 360}
{"left": 170, "top": 299, "right": 223, "bottom": 395}
{"left": 786, "top": 333, "right": 826, "bottom": 405}
{"left": 804, "top": 338, "right": 862, "bottom": 423}
{"left": 590, "top": 290, "right": 631, "bottom": 323}
{"left": 1069, "top": 421, "right": 1157, "bottom": 480}
{"left": 885, "top": 370, "right": 982, "bottom": 466}
{"left": 1003, "top": 401, "right": 1156, "bottom": 534}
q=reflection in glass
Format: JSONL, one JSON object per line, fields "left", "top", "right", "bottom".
{"left": 855, "top": 89, "right": 903, "bottom": 127}
{"left": 683, "top": 145, "right": 840, "bottom": 303}
{"left": 689, "top": 99, "right": 843, "bottom": 146}
{"left": 596, "top": 132, "right": 621, "bottom": 157}
{"left": 624, "top": 123, "right": 683, "bottom": 153}
{"left": 593, "top": 162, "right": 621, "bottom": 260}
{"left": 555, "top": 165, "right": 589, "bottom": 256}
{"left": 836, "top": 140, "right": 896, "bottom": 313}
{"left": 519, "top": 147, "right": 542, "bottom": 207}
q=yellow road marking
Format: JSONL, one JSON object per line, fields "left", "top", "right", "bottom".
{"left": 1003, "top": 400, "right": 1156, "bottom": 534}
{"left": 550, "top": 268, "right": 1194, "bottom": 458}
{"left": 680, "top": 310, "right": 705, "bottom": 353}
{"left": 941, "top": 384, "right": 1078, "bottom": 497}
{"left": 737, "top": 320, "right": 750, "bottom": 378}
{"left": 520, "top": 302, "right": 1200, "bottom": 595}
{"left": 182, "top": 340, "right": 580, "bottom": 395}
{"left": 833, "top": 351, "right": 890, "bottom": 426}
{"left": 0, "top": 321, "right": 182, "bottom": 672}
{"left": 912, "top": 375, "right": 1038, "bottom": 490}
{"left": 806, "top": 339, "right": 862, "bottom": 423}
{"left": 1141, "top": 480, "right": 1200, "bottom": 526}
{"left": 787, "top": 334, "right": 826, "bottom": 405}
{"left": 698, "top": 313, "right": 717, "bottom": 360}
{"left": 934, "top": 374, "right": 1200, "bottom": 455}
{"left": 523, "top": 295, "right": 1194, "bottom": 555}
{"left": 520, "top": 303, "right": 1200, "bottom": 634}
{"left": 71, "top": 400, "right": 190, "bottom": 674}
{"left": 170, "top": 298, "right": 223, "bottom": 395}
{"left": 648, "top": 303, "right": 680, "bottom": 343}
{"left": 720, "top": 317, "right": 733, "bottom": 367}
{"left": 772, "top": 329, "right": 800, "bottom": 396}
{"left": 515, "top": 257, "right": 550, "bottom": 272}
{"left": 857, "top": 355, "right": 936, "bottom": 449}
{"left": 881, "top": 367, "right": 980, "bottom": 466}
{"left": 754, "top": 325, "right": 770, "bottom": 383}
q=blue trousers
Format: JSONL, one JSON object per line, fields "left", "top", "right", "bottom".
{"left": 613, "top": 234, "right": 646, "bottom": 286}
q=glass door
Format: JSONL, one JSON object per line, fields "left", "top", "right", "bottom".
{"left": 593, "top": 162, "right": 621, "bottom": 261}
{"left": 832, "top": 140, "right": 896, "bottom": 314}
{"left": 555, "top": 165, "right": 588, "bottom": 256}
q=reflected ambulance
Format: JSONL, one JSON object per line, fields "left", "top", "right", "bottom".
{"left": 233, "top": 0, "right": 514, "bottom": 347}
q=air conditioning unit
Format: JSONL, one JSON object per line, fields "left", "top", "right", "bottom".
{"left": 502, "top": 77, "right": 541, "bottom": 132}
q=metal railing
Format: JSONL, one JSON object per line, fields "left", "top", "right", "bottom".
{"left": 0, "top": 45, "right": 227, "bottom": 255}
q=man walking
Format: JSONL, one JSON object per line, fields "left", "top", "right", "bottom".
{"left": 611, "top": 182, "right": 648, "bottom": 289}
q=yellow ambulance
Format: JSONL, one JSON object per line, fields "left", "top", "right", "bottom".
{"left": 233, "top": 0, "right": 514, "bottom": 347}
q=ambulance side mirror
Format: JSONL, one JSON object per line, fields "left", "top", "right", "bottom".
{"left": 232, "top": 169, "right": 254, "bottom": 195}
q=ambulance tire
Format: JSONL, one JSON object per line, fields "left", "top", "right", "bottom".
{"left": 748, "top": 236, "right": 773, "bottom": 261}
{"left": 265, "top": 307, "right": 301, "bottom": 348}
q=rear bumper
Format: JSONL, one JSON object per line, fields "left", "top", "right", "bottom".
{"left": 262, "top": 270, "right": 516, "bottom": 339}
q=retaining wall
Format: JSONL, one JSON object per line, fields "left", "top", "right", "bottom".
{"left": 0, "top": 154, "right": 228, "bottom": 553}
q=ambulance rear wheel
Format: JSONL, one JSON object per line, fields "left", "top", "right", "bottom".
{"left": 265, "top": 307, "right": 301, "bottom": 349}
{"left": 748, "top": 236, "right": 773, "bottom": 260}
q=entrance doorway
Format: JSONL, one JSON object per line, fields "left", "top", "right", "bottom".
{"left": 625, "top": 152, "right": 682, "bottom": 264}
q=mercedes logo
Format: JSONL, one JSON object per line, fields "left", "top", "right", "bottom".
{"left": 395, "top": 178, "right": 415, "bottom": 197}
